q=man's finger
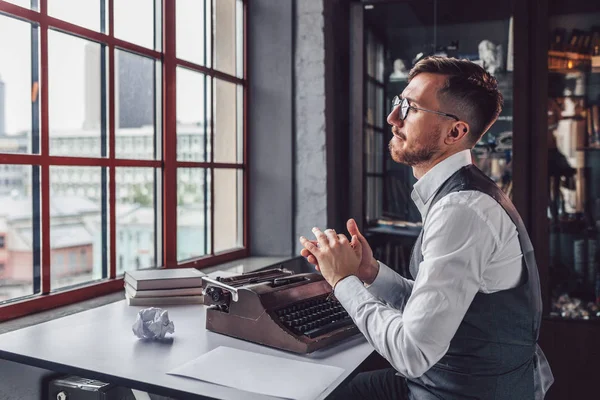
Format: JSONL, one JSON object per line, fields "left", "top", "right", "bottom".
{"left": 301, "top": 249, "right": 319, "bottom": 266}
{"left": 308, "top": 255, "right": 319, "bottom": 266}
{"left": 324, "top": 229, "right": 338, "bottom": 246}
{"left": 348, "top": 218, "right": 369, "bottom": 247}
{"left": 300, "top": 236, "right": 320, "bottom": 255}
{"left": 352, "top": 234, "right": 363, "bottom": 260}
{"left": 338, "top": 233, "right": 349, "bottom": 245}
{"left": 300, "top": 248, "right": 311, "bottom": 258}
{"left": 312, "top": 227, "right": 329, "bottom": 249}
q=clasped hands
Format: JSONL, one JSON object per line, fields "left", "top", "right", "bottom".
{"left": 299, "top": 218, "right": 379, "bottom": 289}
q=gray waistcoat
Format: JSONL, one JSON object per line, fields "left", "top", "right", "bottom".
{"left": 407, "top": 165, "right": 543, "bottom": 400}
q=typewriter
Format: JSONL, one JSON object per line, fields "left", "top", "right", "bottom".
{"left": 202, "top": 267, "right": 360, "bottom": 354}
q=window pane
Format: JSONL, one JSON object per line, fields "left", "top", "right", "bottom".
{"left": 116, "top": 167, "right": 156, "bottom": 275}
{"left": 0, "top": 15, "right": 37, "bottom": 154}
{"left": 3, "top": 0, "right": 36, "bottom": 10}
{"left": 375, "top": 133, "right": 383, "bottom": 174}
{"left": 0, "top": 165, "right": 38, "bottom": 303}
{"left": 177, "top": 67, "right": 209, "bottom": 162}
{"left": 366, "top": 32, "right": 375, "bottom": 78}
{"left": 50, "top": 166, "right": 105, "bottom": 291}
{"left": 49, "top": 31, "right": 102, "bottom": 157}
{"left": 177, "top": 168, "right": 210, "bottom": 261}
{"left": 214, "top": 0, "right": 239, "bottom": 76}
{"left": 376, "top": 86, "right": 384, "bottom": 128}
{"left": 376, "top": 42, "right": 383, "bottom": 82}
{"left": 366, "top": 81, "right": 375, "bottom": 126}
{"left": 236, "top": 84, "right": 243, "bottom": 161}
{"left": 116, "top": 50, "right": 155, "bottom": 159}
{"left": 176, "top": 0, "right": 209, "bottom": 66}
{"left": 235, "top": 0, "right": 243, "bottom": 77}
{"left": 114, "top": 0, "right": 155, "bottom": 49}
{"left": 366, "top": 176, "right": 375, "bottom": 223}
{"left": 214, "top": 79, "right": 240, "bottom": 163}
{"left": 365, "top": 127, "right": 375, "bottom": 173}
{"left": 214, "top": 168, "right": 242, "bottom": 253}
{"left": 48, "top": 0, "right": 101, "bottom": 32}
{"left": 365, "top": 177, "right": 371, "bottom": 222}
{"left": 376, "top": 176, "right": 383, "bottom": 219}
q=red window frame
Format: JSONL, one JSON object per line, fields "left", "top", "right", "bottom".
{"left": 0, "top": 0, "right": 249, "bottom": 321}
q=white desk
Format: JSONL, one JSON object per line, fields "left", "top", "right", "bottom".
{"left": 0, "top": 300, "right": 374, "bottom": 399}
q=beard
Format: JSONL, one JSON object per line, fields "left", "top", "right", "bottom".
{"left": 388, "top": 129, "right": 442, "bottom": 166}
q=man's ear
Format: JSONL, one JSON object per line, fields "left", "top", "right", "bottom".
{"left": 445, "top": 122, "right": 469, "bottom": 143}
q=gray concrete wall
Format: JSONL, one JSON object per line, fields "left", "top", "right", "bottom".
{"left": 249, "top": 0, "right": 295, "bottom": 257}
{"left": 250, "top": 0, "right": 329, "bottom": 257}
{"left": 294, "top": 0, "right": 327, "bottom": 254}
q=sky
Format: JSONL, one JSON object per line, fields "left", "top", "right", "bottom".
{"left": 0, "top": 0, "right": 212, "bottom": 134}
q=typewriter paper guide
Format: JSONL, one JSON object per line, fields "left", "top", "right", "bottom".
{"left": 167, "top": 346, "right": 344, "bottom": 400}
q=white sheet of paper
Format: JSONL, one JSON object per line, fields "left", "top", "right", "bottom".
{"left": 168, "top": 346, "right": 345, "bottom": 400}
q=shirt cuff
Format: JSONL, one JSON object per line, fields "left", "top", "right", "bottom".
{"left": 366, "top": 261, "right": 396, "bottom": 293}
{"left": 334, "top": 275, "right": 378, "bottom": 315}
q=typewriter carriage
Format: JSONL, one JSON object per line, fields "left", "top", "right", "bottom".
{"left": 201, "top": 268, "right": 360, "bottom": 354}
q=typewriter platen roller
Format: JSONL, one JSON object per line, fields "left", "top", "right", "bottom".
{"left": 202, "top": 267, "right": 360, "bottom": 354}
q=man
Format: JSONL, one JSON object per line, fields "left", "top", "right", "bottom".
{"left": 299, "top": 56, "right": 553, "bottom": 400}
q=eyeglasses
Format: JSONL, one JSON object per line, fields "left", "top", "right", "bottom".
{"left": 392, "top": 96, "right": 460, "bottom": 121}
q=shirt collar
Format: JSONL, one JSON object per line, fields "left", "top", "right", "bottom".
{"left": 411, "top": 149, "right": 473, "bottom": 219}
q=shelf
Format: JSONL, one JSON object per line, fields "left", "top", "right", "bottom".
{"left": 549, "top": 68, "right": 588, "bottom": 74}
{"left": 549, "top": 95, "right": 586, "bottom": 99}
{"left": 544, "top": 315, "right": 600, "bottom": 325}
{"left": 576, "top": 146, "right": 600, "bottom": 151}
{"left": 548, "top": 50, "right": 591, "bottom": 60}
{"left": 548, "top": 67, "right": 600, "bottom": 75}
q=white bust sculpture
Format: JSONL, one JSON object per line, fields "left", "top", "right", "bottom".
{"left": 389, "top": 59, "right": 409, "bottom": 81}
{"left": 477, "top": 40, "right": 504, "bottom": 75}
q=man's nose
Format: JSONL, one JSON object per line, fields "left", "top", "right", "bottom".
{"left": 387, "top": 106, "right": 403, "bottom": 127}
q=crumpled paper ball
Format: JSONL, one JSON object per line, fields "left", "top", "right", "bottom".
{"left": 132, "top": 307, "right": 175, "bottom": 339}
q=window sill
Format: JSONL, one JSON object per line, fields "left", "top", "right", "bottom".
{"left": 0, "top": 256, "right": 295, "bottom": 335}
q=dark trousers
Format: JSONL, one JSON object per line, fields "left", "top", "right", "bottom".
{"left": 329, "top": 368, "right": 409, "bottom": 400}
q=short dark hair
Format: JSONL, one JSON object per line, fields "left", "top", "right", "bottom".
{"left": 408, "top": 56, "right": 503, "bottom": 146}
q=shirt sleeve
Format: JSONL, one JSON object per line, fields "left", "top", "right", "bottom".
{"left": 365, "top": 261, "right": 414, "bottom": 312}
{"left": 334, "top": 201, "right": 497, "bottom": 379}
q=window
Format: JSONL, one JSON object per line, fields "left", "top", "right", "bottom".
{"left": 364, "top": 30, "right": 385, "bottom": 225}
{"left": 69, "top": 252, "right": 77, "bottom": 272}
{"left": 0, "top": 0, "right": 247, "bottom": 320}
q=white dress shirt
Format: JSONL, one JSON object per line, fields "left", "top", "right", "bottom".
{"left": 334, "top": 149, "right": 524, "bottom": 379}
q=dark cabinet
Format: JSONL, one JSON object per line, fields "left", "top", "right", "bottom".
{"left": 350, "top": 1, "right": 600, "bottom": 398}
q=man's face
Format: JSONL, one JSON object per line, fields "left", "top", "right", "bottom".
{"left": 386, "top": 73, "right": 450, "bottom": 167}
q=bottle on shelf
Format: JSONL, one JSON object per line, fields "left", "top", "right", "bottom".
{"left": 593, "top": 199, "right": 600, "bottom": 301}
{"left": 592, "top": 27, "right": 600, "bottom": 67}
{"left": 585, "top": 204, "right": 598, "bottom": 293}
{"left": 588, "top": 104, "right": 600, "bottom": 147}
{"left": 572, "top": 212, "right": 588, "bottom": 297}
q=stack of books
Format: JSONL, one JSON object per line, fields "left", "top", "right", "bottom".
{"left": 124, "top": 268, "right": 206, "bottom": 306}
